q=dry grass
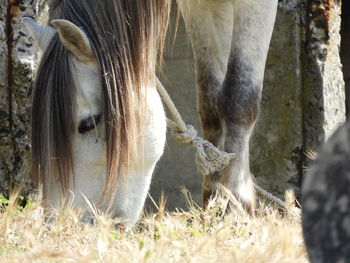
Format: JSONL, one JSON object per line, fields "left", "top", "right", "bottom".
{"left": 0, "top": 191, "right": 308, "bottom": 263}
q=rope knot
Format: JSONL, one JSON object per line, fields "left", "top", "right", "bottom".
{"left": 193, "top": 138, "right": 236, "bottom": 176}
{"left": 171, "top": 124, "right": 197, "bottom": 145}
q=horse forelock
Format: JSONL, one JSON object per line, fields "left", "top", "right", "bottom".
{"left": 31, "top": 0, "right": 171, "bottom": 203}
{"left": 31, "top": 34, "right": 75, "bottom": 196}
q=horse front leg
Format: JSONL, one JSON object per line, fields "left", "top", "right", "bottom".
{"left": 215, "top": 0, "right": 278, "bottom": 212}
{"left": 178, "top": 0, "right": 234, "bottom": 207}
{"left": 179, "top": 0, "right": 277, "bottom": 212}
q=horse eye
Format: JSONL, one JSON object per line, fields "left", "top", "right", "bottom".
{"left": 78, "top": 114, "right": 101, "bottom": 134}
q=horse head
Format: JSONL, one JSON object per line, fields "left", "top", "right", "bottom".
{"left": 23, "top": 13, "right": 167, "bottom": 226}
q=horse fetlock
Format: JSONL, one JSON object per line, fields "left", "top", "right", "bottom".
{"left": 202, "top": 160, "right": 255, "bottom": 214}
{"left": 202, "top": 179, "right": 255, "bottom": 214}
{"left": 225, "top": 132, "right": 255, "bottom": 212}
{"left": 202, "top": 172, "right": 224, "bottom": 208}
{"left": 230, "top": 173, "right": 256, "bottom": 214}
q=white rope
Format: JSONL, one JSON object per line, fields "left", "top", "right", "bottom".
{"left": 156, "top": 79, "right": 301, "bottom": 215}
{"left": 156, "top": 79, "right": 235, "bottom": 176}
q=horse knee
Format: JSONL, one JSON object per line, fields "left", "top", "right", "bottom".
{"left": 219, "top": 81, "right": 261, "bottom": 130}
{"left": 216, "top": 49, "right": 264, "bottom": 129}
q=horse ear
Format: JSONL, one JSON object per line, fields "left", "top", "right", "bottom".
{"left": 51, "top": 19, "right": 95, "bottom": 63}
{"left": 22, "top": 17, "right": 55, "bottom": 51}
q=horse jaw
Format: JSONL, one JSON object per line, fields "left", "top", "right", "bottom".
{"left": 22, "top": 17, "right": 55, "bottom": 51}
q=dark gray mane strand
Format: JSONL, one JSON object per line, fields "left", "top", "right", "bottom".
{"left": 31, "top": 33, "right": 75, "bottom": 195}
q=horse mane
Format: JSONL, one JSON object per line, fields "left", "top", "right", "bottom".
{"left": 30, "top": 0, "right": 170, "bottom": 202}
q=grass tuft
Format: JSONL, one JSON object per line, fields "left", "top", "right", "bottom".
{"left": 0, "top": 192, "right": 308, "bottom": 262}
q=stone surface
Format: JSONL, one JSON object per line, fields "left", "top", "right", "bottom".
{"left": 302, "top": 119, "right": 350, "bottom": 263}
{"left": 303, "top": 0, "right": 346, "bottom": 163}
{"left": 251, "top": 2, "right": 304, "bottom": 197}
{"left": 302, "top": 2, "right": 349, "bottom": 261}
{"left": 341, "top": 0, "right": 350, "bottom": 117}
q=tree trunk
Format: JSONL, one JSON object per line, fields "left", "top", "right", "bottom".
{"left": 0, "top": 0, "right": 47, "bottom": 197}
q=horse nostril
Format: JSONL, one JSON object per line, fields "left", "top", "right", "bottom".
{"left": 78, "top": 114, "right": 101, "bottom": 134}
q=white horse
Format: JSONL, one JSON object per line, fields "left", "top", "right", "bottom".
{"left": 24, "top": 0, "right": 278, "bottom": 225}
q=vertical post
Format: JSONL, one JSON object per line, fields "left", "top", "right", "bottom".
{"left": 0, "top": 1, "right": 10, "bottom": 194}
{"left": 0, "top": 0, "right": 47, "bottom": 196}
{"left": 303, "top": 0, "right": 346, "bottom": 163}
{"left": 251, "top": 1, "right": 304, "bottom": 197}
{"left": 341, "top": 0, "right": 350, "bottom": 117}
